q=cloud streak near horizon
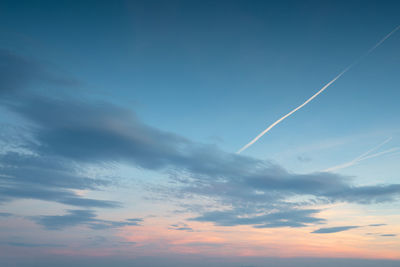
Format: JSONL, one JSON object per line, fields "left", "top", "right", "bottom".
{"left": 237, "top": 25, "right": 400, "bottom": 154}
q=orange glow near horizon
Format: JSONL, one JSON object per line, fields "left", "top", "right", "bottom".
{"left": 112, "top": 208, "right": 400, "bottom": 260}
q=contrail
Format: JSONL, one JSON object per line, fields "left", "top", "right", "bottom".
{"left": 352, "top": 137, "right": 392, "bottom": 162}
{"left": 322, "top": 137, "right": 398, "bottom": 172}
{"left": 357, "top": 147, "right": 400, "bottom": 161}
{"left": 237, "top": 25, "right": 400, "bottom": 154}
{"left": 323, "top": 147, "right": 400, "bottom": 172}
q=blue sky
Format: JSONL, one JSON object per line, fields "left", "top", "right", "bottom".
{"left": 0, "top": 0, "right": 400, "bottom": 266}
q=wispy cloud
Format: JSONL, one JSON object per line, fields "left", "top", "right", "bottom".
{"left": 380, "top": 234, "right": 397, "bottom": 237}
{"left": 312, "top": 226, "right": 359, "bottom": 234}
{"left": 312, "top": 223, "right": 389, "bottom": 234}
{"left": 169, "top": 223, "right": 194, "bottom": 231}
{"left": 368, "top": 223, "right": 386, "bottom": 227}
{"left": 191, "top": 209, "right": 325, "bottom": 228}
{"left": 0, "top": 152, "right": 120, "bottom": 208}
{"left": 31, "top": 209, "right": 143, "bottom": 230}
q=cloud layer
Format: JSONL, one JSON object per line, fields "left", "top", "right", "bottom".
{"left": 32, "top": 209, "right": 142, "bottom": 230}
{"left": 1, "top": 50, "right": 400, "bottom": 230}
{"left": 312, "top": 226, "right": 359, "bottom": 234}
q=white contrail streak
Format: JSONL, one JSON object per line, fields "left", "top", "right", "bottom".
{"left": 352, "top": 137, "right": 392, "bottom": 162}
{"left": 323, "top": 147, "right": 400, "bottom": 172}
{"left": 237, "top": 25, "right": 400, "bottom": 154}
{"left": 236, "top": 69, "right": 347, "bottom": 154}
{"left": 322, "top": 137, "right": 398, "bottom": 172}
{"left": 357, "top": 147, "right": 400, "bottom": 161}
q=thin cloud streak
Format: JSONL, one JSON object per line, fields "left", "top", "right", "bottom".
{"left": 237, "top": 25, "right": 400, "bottom": 154}
{"left": 353, "top": 137, "right": 392, "bottom": 162}
{"left": 359, "top": 147, "right": 400, "bottom": 161}
{"left": 237, "top": 70, "right": 347, "bottom": 153}
{"left": 323, "top": 137, "right": 399, "bottom": 172}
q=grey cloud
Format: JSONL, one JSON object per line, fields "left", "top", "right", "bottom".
{"left": 328, "top": 185, "right": 400, "bottom": 204}
{"left": 11, "top": 96, "right": 189, "bottom": 170}
{"left": 3, "top": 54, "right": 400, "bottom": 203}
{"left": 11, "top": 95, "right": 400, "bottom": 206}
{"left": 312, "top": 226, "right": 359, "bottom": 234}
{"left": 0, "top": 186, "right": 118, "bottom": 208}
{"left": 0, "top": 212, "right": 12, "bottom": 217}
{"left": 2, "top": 50, "right": 400, "bottom": 230}
{"left": 0, "top": 152, "right": 120, "bottom": 208}
{"left": 191, "top": 208, "right": 324, "bottom": 228}
{"left": 173, "top": 227, "right": 193, "bottom": 231}
{"left": 364, "top": 233, "right": 397, "bottom": 237}
{"left": 0, "top": 152, "right": 110, "bottom": 190}
{"left": 32, "top": 210, "right": 96, "bottom": 230}
{"left": 369, "top": 224, "right": 386, "bottom": 227}
{"left": 31, "top": 209, "right": 143, "bottom": 230}
{"left": 0, "top": 51, "right": 122, "bottom": 210}
{"left": 169, "top": 223, "right": 193, "bottom": 231}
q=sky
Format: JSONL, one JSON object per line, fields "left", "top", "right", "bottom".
{"left": 0, "top": 0, "right": 400, "bottom": 266}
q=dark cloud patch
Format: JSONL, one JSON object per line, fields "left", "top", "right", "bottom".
{"left": 0, "top": 152, "right": 120, "bottom": 208}
{"left": 176, "top": 167, "right": 399, "bottom": 227}
{"left": 297, "top": 155, "right": 312, "bottom": 163}
{"left": 169, "top": 223, "right": 193, "bottom": 231}
{"left": 191, "top": 209, "right": 324, "bottom": 228}
{"left": 0, "top": 152, "right": 109, "bottom": 190}
{"left": 9, "top": 96, "right": 189, "bottom": 170}
{"left": 0, "top": 185, "right": 118, "bottom": 208}
{"left": 381, "top": 234, "right": 396, "bottom": 237}
{"left": 31, "top": 209, "right": 143, "bottom": 230}
{"left": 0, "top": 212, "right": 12, "bottom": 217}
{"left": 369, "top": 224, "right": 386, "bottom": 227}
{"left": 32, "top": 210, "right": 96, "bottom": 230}
{"left": 311, "top": 226, "right": 359, "bottom": 234}
{"left": 328, "top": 185, "right": 400, "bottom": 204}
